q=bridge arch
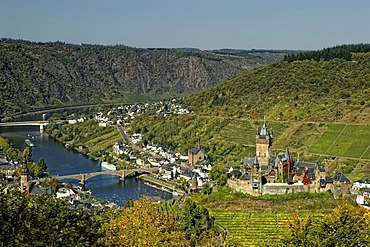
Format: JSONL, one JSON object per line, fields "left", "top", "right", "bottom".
{"left": 54, "top": 169, "right": 157, "bottom": 189}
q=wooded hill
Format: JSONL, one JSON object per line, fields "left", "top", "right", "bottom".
{"left": 0, "top": 38, "right": 286, "bottom": 117}
{"left": 184, "top": 57, "right": 369, "bottom": 123}
{"left": 130, "top": 53, "right": 370, "bottom": 180}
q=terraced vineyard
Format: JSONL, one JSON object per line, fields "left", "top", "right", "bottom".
{"left": 309, "top": 124, "right": 370, "bottom": 159}
{"left": 211, "top": 211, "right": 323, "bottom": 246}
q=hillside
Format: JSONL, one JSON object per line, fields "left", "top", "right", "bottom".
{"left": 130, "top": 57, "right": 370, "bottom": 180}
{"left": 0, "top": 39, "right": 286, "bottom": 117}
{"left": 185, "top": 58, "right": 369, "bottom": 123}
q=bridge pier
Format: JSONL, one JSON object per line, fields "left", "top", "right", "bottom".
{"left": 79, "top": 175, "right": 86, "bottom": 190}
{"left": 119, "top": 170, "right": 125, "bottom": 182}
{"left": 39, "top": 124, "right": 44, "bottom": 132}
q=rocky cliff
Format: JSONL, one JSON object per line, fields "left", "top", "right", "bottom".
{"left": 0, "top": 39, "right": 285, "bottom": 116}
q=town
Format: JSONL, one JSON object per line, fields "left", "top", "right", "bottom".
{"left": 1, "top": 99, "right": 368, "bottom": 210}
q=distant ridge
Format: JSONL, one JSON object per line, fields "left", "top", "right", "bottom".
{"left": 0, "top": 38, "right": 287, "bottom": 116}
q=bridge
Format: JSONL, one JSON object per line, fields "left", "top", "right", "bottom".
{"left": 0, "top": 121, "right": 48, "bottom": 131}
{"left": 32, "top": 167, "right": 159, "bottom": 189}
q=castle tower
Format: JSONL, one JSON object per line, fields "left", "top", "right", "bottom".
{"left": 20, "top": 157, "right": 29, "bottom": 194}
{"left": 255, "top": 118, "right": 273, "bottom": 166}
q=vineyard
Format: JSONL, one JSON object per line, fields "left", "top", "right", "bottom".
{"left": 211, "top": 211, "right": 324, "bottom": 246}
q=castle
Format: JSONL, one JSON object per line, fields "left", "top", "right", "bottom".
{"left": 228, "top": 120, "right": 351, "bottom": 197}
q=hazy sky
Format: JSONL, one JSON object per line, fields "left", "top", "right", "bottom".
{"left": 1, "top": 0, "right": 369, "bottom": 50}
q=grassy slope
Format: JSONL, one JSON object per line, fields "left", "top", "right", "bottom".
{"left": 131, "top": 58, "right": 370, "bottom": 180}
{"left": 185, "top": 59, "right": 370, "bottom": 123}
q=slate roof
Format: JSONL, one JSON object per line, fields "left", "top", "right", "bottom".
{"left": 241, "top": 157, "right": 255, "bottom": 167}
{"left": 307, "top": 167, "right": 315, "bottom": 180}
{"left": 298, "top": 161, "right": 316, "bottom": 168}
{"left": 260, "top": 165, "right": 268, "bottom": 171}
{"left": 333, "top": 172, "right": 350, "bottom": 183}
{"left": 188, "top": 148, "right": 207, "bottom": 155}
{"left": 295, "top": 167, "right": 305, "bottom": 175}
{"left": 240, "top": 173, "right": 251, "bottom": 180}
{"left": 30, "top": 184, "right": 53, "bottom": 196}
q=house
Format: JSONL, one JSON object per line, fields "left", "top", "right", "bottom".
{"left": 56, "top": 187, "right": 76, "bottom": 199}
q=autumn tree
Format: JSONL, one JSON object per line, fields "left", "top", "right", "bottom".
{"left": 281, "top": 203, "right": 370, "bottom": 246}
{"left": 0, "top": 192, "right": 101, "bottom": 246}
{"left": 99, "top": 199, "right": 190, "bottom": 247}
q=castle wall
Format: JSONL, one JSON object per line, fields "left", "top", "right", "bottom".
{"left": 227, "top": 179, "right": 339, "bottom": 196}
{"left": 228, "top": 179, "right": 260, "bottom": 196}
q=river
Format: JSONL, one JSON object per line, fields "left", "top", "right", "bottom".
{"left": 0, "top": 125, "right": 173, "bottom": 205}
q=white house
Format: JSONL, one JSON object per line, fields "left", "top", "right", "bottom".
{"left": 56, "top": 187, "right": 76, "bottom": 199}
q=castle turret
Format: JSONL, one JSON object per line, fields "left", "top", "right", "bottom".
{"left": 255, "top": 118, "right": 273, "bottom": 165}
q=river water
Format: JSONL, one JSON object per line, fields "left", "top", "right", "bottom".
{"left": 0, "top": 125, "right": 172, "bottom": 205}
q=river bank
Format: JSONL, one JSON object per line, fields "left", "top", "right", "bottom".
{"left": 139, "top": 174, "right": 185, "bottom": 196}
{"left": 0, "top": 126, "right": 173, "bottom": 205}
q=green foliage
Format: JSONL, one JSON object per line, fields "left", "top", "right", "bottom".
{"left": 0, "top": 192, "right": 101, "bottom": 247}
{"left": 0, "top": 135, "right": 21, "bottom": 160}
{"left": 310, "top": 124, "right": 370, "bottom": 158}
{"left": 284, "top": 43, "right": 370, "bottom": 62}
{"left": 37, "top": 157, "right": 47, "bottom": 171}
{"left": 209, "top": 164, "right": 228, "bottom": 186}
{"left": 99, "top": 199, "right": 190, "bottom": 247}
{"left": 23, "top": 147, "right": 32, "bottom": 162}
{"left": 281, "top": 203, "right": 370, "bottom": 246}
{"left": 211, "top": 211, "right": 294, "bottom": 246}
{"left": 178, "top": 199, "right": 218, "bottom": 246}
{"left": 47, "top": 120, "right": 120, "bottom": 159}
{"left": 184, "top": 59, "right": 370, "bottom": 123}
{"left": 201, "top": 182, "right": 212, "bottom": 195}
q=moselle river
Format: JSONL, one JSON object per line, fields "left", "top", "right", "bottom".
{"left": 0, "top": 125, "right": 172, "bottom": 205}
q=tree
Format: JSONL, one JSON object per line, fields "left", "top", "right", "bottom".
{"left": 178, "top": 199, "right": 218, "bottom": 246}
{"left": 201, "top": 182, "right": 212, "bottom": 195}
{"left": 99, "top": 199, "right": 190, "bottom": 247}
{"left": 47, "top": 178, "right": 60, "bottom": 193}
{"left": 281, "top": 203, "right": 370, "bottom": 246}
{"left": 0, "top": 192, "right": 101, "bottom": 246}
{"left": 37, "top": 157, "right": 47, "bottom": 172}
{"left": 209, "top": 164, "right": 228, "bottom": 186}
{"left": 23, "top": 147, "right": 32, "bottom": 162}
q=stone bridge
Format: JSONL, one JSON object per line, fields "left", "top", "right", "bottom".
{"left": 51, "top": 167, "right": 159, "bottom": 188}
{"left": 0, "top": 121, "right": 49, "bottom": 131}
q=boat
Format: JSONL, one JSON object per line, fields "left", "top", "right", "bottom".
{"left": 101, "top": 161, "right": 116, "bottom": 171}
{"left": 25, "top": 139, "right": 35, "bottom": 147}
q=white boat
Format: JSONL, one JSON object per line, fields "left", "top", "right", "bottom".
{"left": 101, "top": 161, "right": 116, "bottom": 171}
{"left": 25, "top": 139, "right": 35, "bottom": 147}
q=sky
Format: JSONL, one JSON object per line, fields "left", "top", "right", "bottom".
{"left": 1, "top": 0, "right": 370, "bottom": 50}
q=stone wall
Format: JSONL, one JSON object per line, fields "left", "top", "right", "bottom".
{"left": 227, "top": 179, "right": 350, "bottom": 196}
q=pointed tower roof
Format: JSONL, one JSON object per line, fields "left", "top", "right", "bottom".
{"left": 285, "top": 147, "right": 290, "bottom": 159}
{"left": 258, "top": 116, "right": 271, "bottom": 137}
{"left": 21, "top": 157, "right": 28, "bottom": 175}
{"left": 253, "top": 156, "right": 259, "bottom": 165}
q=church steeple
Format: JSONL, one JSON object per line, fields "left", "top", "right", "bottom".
{"left": 21, "top": 157, "right": 28, "bottom": 175}
{"left": 20, "top": 157, "right": 29, "bottom": 194}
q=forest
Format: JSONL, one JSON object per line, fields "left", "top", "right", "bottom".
{"left": 284, "top": 43, "right": 370, "bottom": 62}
